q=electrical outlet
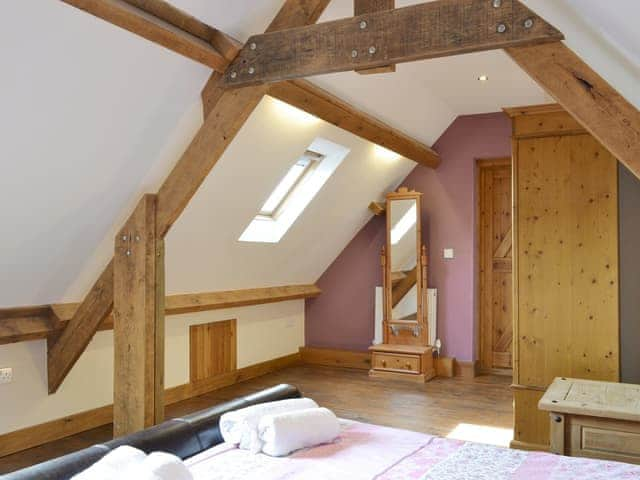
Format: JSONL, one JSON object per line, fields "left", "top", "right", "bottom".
{"left": 0, "top": 367, "right": 12, "bottom": 384}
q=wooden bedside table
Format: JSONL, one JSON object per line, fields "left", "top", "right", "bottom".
{"left": 539, "top": 377, "right": 640, "bottom": 464}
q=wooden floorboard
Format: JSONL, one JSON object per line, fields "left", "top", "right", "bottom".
{"left": 0, "top": 365, "right": 512, "bottom": 474}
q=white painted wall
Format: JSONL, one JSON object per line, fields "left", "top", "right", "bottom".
{"left": 0, "top": 301, "right": 304, "bottom": 435}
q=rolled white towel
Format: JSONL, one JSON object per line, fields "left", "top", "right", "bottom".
{"left": 220, "top": 397, "right": 318, "bottom": 450}
{"left": 71, "top": 445, "right": 146, "bottom": 480}
{"left": 258, "top": 407, "right": 340, "bottom": 457}
{"left": 126, "top": 451, "right": 193, "bottom": 480}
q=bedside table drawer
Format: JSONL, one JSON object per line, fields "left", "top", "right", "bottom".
{"left": 372, "top": 352, "right": 420, "bottom": 374}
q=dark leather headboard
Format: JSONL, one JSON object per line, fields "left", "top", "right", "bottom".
{"left": 5, "top": 384, "right": 301, "bottom": 480}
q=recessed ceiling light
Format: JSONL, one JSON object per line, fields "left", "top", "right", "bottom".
{"left": 478, "top": 75, "right": 489, "bottom": 82}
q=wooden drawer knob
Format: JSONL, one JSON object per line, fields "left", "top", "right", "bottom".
{"left": 382, "top": 360, "right": 387, "bottom": 367}
{"left": 405, "top": 363, "right": 412, "bottom": 369}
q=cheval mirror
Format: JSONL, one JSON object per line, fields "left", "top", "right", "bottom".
{"left": 369, "top": 188, "right": 435, "bottom": 382}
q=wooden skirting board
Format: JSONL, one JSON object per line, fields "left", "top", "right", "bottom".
{"left": 299, "top": 347, "right": 372, "bottom": 370}
{"left": 454, "top": 360, "right": 479, "bottom": 379}
{"left": 0, "top": 353, "right": 301, "bottom": 458}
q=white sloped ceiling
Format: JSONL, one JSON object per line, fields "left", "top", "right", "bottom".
{"left": 0, "top": 0, "right": 638, "bottom": 306}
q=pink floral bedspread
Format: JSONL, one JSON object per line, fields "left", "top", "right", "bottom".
{"left": 185, "top": 420, "right": 640, "bottom": 480}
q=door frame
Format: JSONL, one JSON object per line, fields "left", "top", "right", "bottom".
{"left": 475, "top": 157, "right": 513, "bottom": 377}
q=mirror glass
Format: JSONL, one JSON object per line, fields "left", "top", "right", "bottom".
{"left": 389, "top": 198, "right": 418, "bottom": 322}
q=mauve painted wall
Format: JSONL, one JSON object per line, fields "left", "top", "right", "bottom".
{"left": 306, "top": 113, "right": 512, "bottom": 360}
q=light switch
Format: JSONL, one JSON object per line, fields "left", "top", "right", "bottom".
{"left": 443, "top": 248, "right": 455, "bottom": 259}
{"left": 0, "top": 367, "right": 12, "bottom": 384}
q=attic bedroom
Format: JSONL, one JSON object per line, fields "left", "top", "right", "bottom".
{"left": 1, "top": 0, "right": 640, "bottom": 478}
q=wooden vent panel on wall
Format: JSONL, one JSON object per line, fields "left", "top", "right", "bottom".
{"left": 190, "top": 319, "right": 237, "bottom": 383}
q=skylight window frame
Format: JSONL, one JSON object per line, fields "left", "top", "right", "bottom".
{"left": 256, "top": 150, "right": 324, "bottom": 221}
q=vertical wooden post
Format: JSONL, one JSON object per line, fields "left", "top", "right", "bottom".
{"left": 113, "top": 194, "right": 164, "bottom": 437}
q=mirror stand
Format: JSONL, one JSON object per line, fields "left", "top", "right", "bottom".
{"left": 369, "top": 188, "right": 435, "bottom": 383}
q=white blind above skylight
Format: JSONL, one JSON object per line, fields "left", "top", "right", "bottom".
{"left": 258, "top": 151, "right": 322, "bottom": 218}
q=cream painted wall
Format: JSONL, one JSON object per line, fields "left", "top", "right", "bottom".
{"left": 0, "top": 301, "right": 303, "bottom": 435}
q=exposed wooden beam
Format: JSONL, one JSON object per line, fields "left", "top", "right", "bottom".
{"left": 47, "top": 261, "right": 114, "bottom": 394}
{"left": 61, "top": 0, "right": 238, "bottom": 72}
{"left": 354, "top": 0, "right": 395, "bottom": 75}
{"left": 369, "top": 201, "right": 386, "bottom": 216}
{"left": 223, "top": 0, "right": 564, "bottom": 87}
{"left": 113, "top": 194, "right": 163, "bottom": 436}
{"left": 201, "top": 0, "right": 331, "bottom": 116}
{"left": 45, "top": 0, "right": 331, "bottom": 393}
{"left": 166, "top": 284, "right": 322, "bottom": 315}
{"left": 0, "top": 285, "right": 322, "bottom": 346}
{"left": 268, "top": 80, "right": 440, "bottom": 168}
{"left": 506, "top": 42, "right": 640, "bottom": 180}
{"left": 122, "top": 0, "right": 241, "bottom": 59}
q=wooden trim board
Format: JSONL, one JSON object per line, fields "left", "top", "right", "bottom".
{"left": 0, "top": 352, "right": 301, "bottom": 458}
{"left": 0, "top": 285, "right": 321, "bottom": 346}
{"left": 454, "top": 360, "right": 478, "bottom": 379}
{"left": 435, "top": 357, "right": 455, "bottom": 377}
{"left": 299, "top": 347, "right": 371, "bottom": 370}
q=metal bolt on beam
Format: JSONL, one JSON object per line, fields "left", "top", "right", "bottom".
{"left": 524, "top": 18, "right": 534, "bottom": 29}
{"left": 250, "top": 42, "right": 257, "bottom": 50}
{"left": 351, "top": 49, "right": 358, "bottom": 58}
{"left": 492, "top": 0, "right": 502, "bottom": 8}
{"left": 368, "top": 46, "right": 377, "bottom": 54}
{"left": 497, "top": 23, "right": 507, "bottom": 33}
{"left": 230, "top": 71, "right": 237, "bottom": 79}
{"left": 359, "top": 21, "right": 367, "bottom": 29}
{"left": 248, "top": 67, "right": 255, "bottom": 74}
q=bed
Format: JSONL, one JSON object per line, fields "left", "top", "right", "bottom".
{"left": 186, "top": 419, "right": 640, "bottom": 479}
{"left": 7, "top": 384, "right": 640, "bottom": 479}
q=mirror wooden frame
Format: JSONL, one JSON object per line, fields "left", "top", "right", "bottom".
{"left": 382, "top": 187, "right": 429, "bottom": 346}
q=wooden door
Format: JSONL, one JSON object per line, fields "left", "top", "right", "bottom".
{"left": 478, "top": 158, "right": 512, "bottom": 373}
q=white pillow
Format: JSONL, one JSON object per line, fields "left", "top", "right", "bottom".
{"left": 125, "top": 451, "right": 193, "bottom": 480}
{"left": 219, "top": 397, "right": 319, "bottom": 451}
{"left": 71, "top": 446, "right": 145, "bottom": 480}
{"left": 259, "top": 407, "right": 340, "bottom": 457}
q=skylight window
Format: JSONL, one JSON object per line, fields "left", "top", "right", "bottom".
{"left": 239, "top": 138, "right": 350, "bottom": 243}
{"left": 391, "top": 204, "right": 417, "bottom": 245}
